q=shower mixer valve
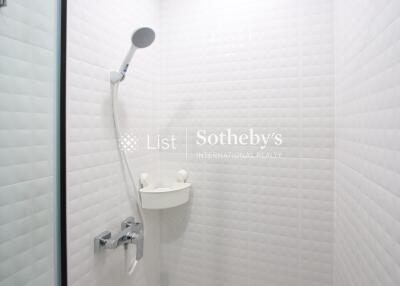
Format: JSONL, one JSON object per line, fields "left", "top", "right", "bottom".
{"left": 94, "top": 217, "right": 144, "bottom": 260}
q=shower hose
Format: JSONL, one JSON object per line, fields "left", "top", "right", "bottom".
{"left": 111, "top": 82, "right": 144, "bottom": 276}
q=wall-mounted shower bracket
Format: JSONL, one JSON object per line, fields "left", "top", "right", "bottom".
{"left": 94, "top": 217, "right": 144, "bottom": 260}
{"left": 0, "top": 0, "right": 7, "bottom": 8}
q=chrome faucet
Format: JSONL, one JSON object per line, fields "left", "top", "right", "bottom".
{"left": 94, "top": 217, "right": 144, "bottom": 260}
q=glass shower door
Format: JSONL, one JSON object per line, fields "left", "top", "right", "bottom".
{"left": 0, "top": 1, "right": 60, "bottom": 285}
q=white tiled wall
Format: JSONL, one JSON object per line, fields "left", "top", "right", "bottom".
{"left": 0, "top": 1, "right": 56, "bottom": 285}
{"left": 66, "top": 1, "right": 160, "bottom": 286}
{"left": 158, "top": 1, "right": 335, "bottom": 285}
{"left": 334, "top": 1, "right": 400, "bottom": 285}
{"left": 66, "top": 1, "right": 400, "bottom": 286}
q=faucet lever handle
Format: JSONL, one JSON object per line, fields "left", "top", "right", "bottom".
{"left": 136, "top": 234, "right": 144, "bottom": 260}
{"left": 126, "top": 230, "right": 144, "bottom": 260}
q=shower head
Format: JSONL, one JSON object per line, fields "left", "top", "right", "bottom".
{"left": 131, "top": 27, "right": 155, "bottom": 48}
{"left": 110, "top": 27, "right": 156, "bottom": 83}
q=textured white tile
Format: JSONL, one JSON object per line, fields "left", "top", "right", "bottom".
{"left": 67, "top": 1, "right": 400, "bottom": 286}
{"left": 67, "top": 1, "right": 160, "bottom": 286}
{"left": 159, "top": 0, "right": 334, "bottom": 285}
{"left": 0, "top": 0, "right": 56, "bottom": 285}
{"left": 334, "top": 1, "right": 400, "bottom": 285}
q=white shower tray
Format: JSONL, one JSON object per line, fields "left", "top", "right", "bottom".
{"left": 140, "top": 183, "right": 191, "bottom": 209}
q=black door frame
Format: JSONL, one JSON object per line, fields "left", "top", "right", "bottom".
{"left": 58, "top": 0, "right": 67, "bottom": 285}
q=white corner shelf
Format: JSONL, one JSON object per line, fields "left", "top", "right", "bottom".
{"left": 139, "top": 170, "right": 191, "bottom": 210}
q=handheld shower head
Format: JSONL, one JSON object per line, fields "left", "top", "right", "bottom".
{"left": 111, "top": 27, "right": 156, "bottom": 83}
{"left": 131, "top": 27, "right": 155, "bottom": 48}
